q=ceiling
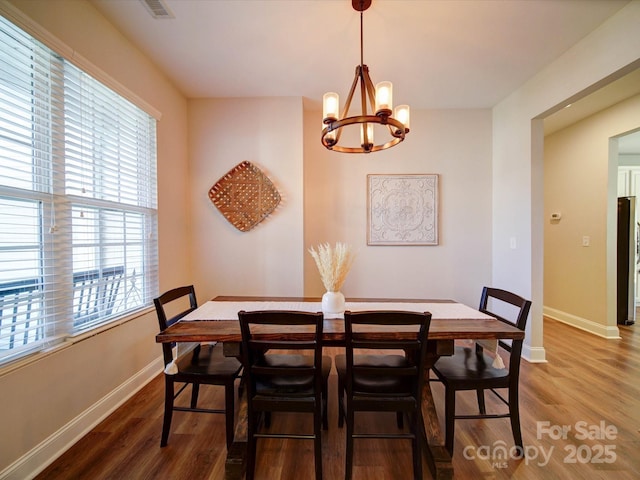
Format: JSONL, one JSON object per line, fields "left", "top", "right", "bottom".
{"left": 89, "top": 0, "right": 639, "bottom": 152}
{"left": 543, "top": 68, "right": 640, "bottom": 154}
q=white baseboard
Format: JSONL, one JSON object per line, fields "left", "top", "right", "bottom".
{"left": 543, "top": 307, "right": 621, "bottom": 339}
{"left": 521, "top": 343, "right": 547, "bottom": 363}
{"left": 0, "top": 358, "right": 163, "bottom": 480}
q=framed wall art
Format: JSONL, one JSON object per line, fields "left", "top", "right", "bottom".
{"left": 367, "top": 174, "right": 439, "bottom": 246}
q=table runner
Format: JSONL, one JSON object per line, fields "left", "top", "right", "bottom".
{"left": 182, "top": 300, "right": 495, "bottom": 321}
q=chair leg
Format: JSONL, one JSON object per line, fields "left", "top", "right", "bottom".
{"left": 345, "top": 408, "right": 355, "bottom": 480}
{"left": 411, "top": 412, "right": 422, "bottom": 480}
{"left": 314, "top": 406, "right": 323, "bottom": 480}
{"left": 190, "top": 383, "right": 200, "bottom": 408}
{"left": 161, "top": 377, "right": 175, "bottom": 447}
{"left": 246, "top": 412, "right": 258, "bottom": 480}
{"left": 509, "top": 387, "right": 523, "bottom": 450}
{"left": 337, "top": 376, "right": 345, "bottom": 428}
{"left": 476, "top": 388, "right": 486, "bottom": 415}
{"left": 225, "top": 381, "right": 235, "bottom": 449}
{"left": 444, "top": 386, "right": 456, "bottom": 456}
{"left": 322, "top": 377, "right": 329, "bottom": 430}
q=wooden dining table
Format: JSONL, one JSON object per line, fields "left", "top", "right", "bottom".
{"left": 156, "top": 296, "right": 525, "bottom": 480}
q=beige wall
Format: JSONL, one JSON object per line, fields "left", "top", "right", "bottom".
{"left": 303, "top": 107, "right": 493, "bottom": 306}
{"left": 186, "top": 101, "right": 492, "bottom": 306}
{"left": 544, "top": 94, "right": 640, "bottom": 337}
{"left": 0, "top": 0, "right": 189, "bottom": 476}
{"left": 187, "top": 97, "right": 305, "bottom": 299}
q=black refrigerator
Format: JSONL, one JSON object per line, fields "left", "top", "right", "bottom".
{"left": 617, "top": 196, "right": 636, "bottom": 325}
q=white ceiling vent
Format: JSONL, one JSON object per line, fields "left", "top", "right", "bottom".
{"left": 140, "top": 0, "right": 175, "bottom": 19}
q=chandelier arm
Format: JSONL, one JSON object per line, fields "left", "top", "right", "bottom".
{"left": 333, "top": 66, "right": 363, "bottom": 145}
{"left": 385, "top": 122, "right": 405, "bottom": 139}
{"left": 361, "top": 66, "right": 378, "bottom": 115}
{"left": 341, "top": 66, "right": 361, "bottom": 121}
{"left": 359, "top": 67, "right": 371, "bottom": 149}
{"left": 360, "top": 67, "right": 370, "bottom": 118}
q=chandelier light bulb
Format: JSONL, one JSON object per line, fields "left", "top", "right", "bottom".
{"left": 394, "top": 105, "right": 410, "bottom": 133}
{"left": 323, "top": 92, "right": 339, "bottom": 123}
{"left": 375, "top": 81, "right": 393, "bottom": 116}
{"left": 361, "top": 123, "right": 374, "bottom": 150}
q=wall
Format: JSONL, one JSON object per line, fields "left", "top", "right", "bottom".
{"left": 187, "top": 97, "right": 305, "bottom": 299}
{"left": 0, "top": 0, "right": 189, "bottom": 477}
{"left": 544, "top": 94, "right": 640, "bottom": 337}
{"left": 492, "top": 0, "right": 640, "bottom": 362}
{"left": 187, "top": 101, "right": 492, "bottom": 306}
{"left": 303, "top": 107, "right": 493, "bottom": 307}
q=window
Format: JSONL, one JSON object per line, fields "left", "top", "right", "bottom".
{"left": 0, "top": 15, "right": 158, "bottom": 363}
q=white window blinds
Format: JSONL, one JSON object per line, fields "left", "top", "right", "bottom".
{"left": 0, "top": 15, "right": 158, "bottom": 363}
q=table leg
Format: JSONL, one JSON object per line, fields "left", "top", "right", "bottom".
{"left": 225, "top": 387, "right": 248, "bottom": 480}
{"left": 420, "top": 348, "right": 454, "bottom": 479}
{"left": 223, "top": 346, "right": 247, "bottom": 480}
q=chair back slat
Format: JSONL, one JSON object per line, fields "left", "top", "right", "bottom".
{"left": 153, "top": 285, "right": 198, "bottom": 363}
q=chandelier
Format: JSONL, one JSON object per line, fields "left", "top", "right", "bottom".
{"left": 321, "top": 0, "right": 410, "bottom": 154}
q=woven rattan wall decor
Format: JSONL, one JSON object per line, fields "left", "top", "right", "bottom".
{"left": 208, "top": 161, "right": 281, "bottom": 232}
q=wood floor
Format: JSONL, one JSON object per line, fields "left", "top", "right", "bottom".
{"left": 36, "top": 318, "right": 640, "bottom": 479}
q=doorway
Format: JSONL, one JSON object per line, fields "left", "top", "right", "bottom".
{"left": 617, "top": 129, "right": 640, "bottom": 324}
{"left": 542, "top": 69, "right": 640, "bottom": 338}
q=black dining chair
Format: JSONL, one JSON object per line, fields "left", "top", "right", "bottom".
{"left": 430, "top": 287, "right": 531, "bottom": 455}
{"left": 336, "top": 310, "right": 432, "bottom": 480}
{"left": 238, "top": 310, "right": 330, "bottom": 480}
{"left": 154, "top": 285, "right": 242, "bottom": 448}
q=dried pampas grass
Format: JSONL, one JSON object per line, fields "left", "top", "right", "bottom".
{"left": 308, "top": 242, "right": 355, "bottom": 292}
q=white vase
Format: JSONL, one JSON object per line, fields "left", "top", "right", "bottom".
{"left": 322, "top": 291, "right": 345, "bottom": 315}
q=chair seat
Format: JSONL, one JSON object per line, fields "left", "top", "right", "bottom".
{"left": 336, "top": 353, "right": 412, "bottom": 394}
{"left": 432, "top": 346, "right": 509, "bottom": 383}
{"left": 256, "top": 354, "right": 331, "bottom": 395}
{"left": 175, "top": 343, "right": 242, "bottom": 379}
